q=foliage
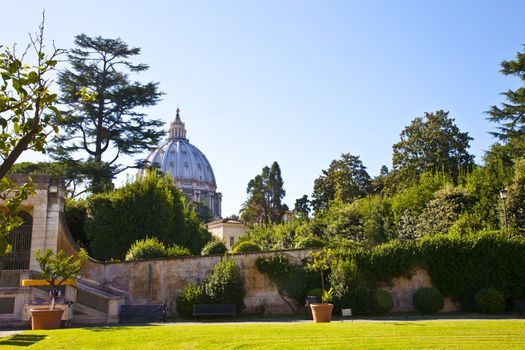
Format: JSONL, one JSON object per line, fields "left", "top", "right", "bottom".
{"left": 10, "top": 161, "right": 90, "bottom": 198}
{"left": 306, "top": 250, "right": 331, "bottom": 291}
{"left": 293, "top": 235, "right": 326, "bottom": 249}
{"left": 256, "top": 254, "right": 319, "bottom": 308}
{"left": 166, "top": 244, "right": 191, "bottom": 257}
{"left": 352, "top": 286, "right": 371, "bottom": 315}
{"left": 391, "top": 110, "right": 474, "bottom": 185}
{"left": 232, "top": 241, "right": 261, "bottom": 253}
{"left": 189, "top": 200, "right": 215, "bottom": 224}
{"left": 241, "top": 161, "right": 287, "bottom": 225}
{"left": 294, "top": 194, "right": 311, "bottom": 221}
{"left": 85, "top": 171, "right": 208, "bottom": 260}
{"left": 125, "top": 237, "right": 167, "bottom": 261}
{"left": 474, "top": 287, "right": 505, "bottom": 314}
{"left": 53, "top": 34, "right": 164, "bottom": 193}
{"left": 414, "top": 185, "right": 470, "bottom": 236}
{"left": 201, "top": 239, "right": 228, "bottom": 255}
{"left": 328, "top": 258, "right": 363, "bottom": 311}
{"left": 371, "top": 289, "right": 394, "bottom": 315}
{"left": 322, "top": 288, "right": 334, "bottom": 303}
{"left": 312, "top": 153, "right": 371, "bottom": 212}
{"left": 34, "top": 248, "right": 88, "bottom": 286}
{"left": 413, "top": 287, "right": 444, "bottom": 314}
{"left": 64, "top": 198, "right": 88, "bottom": 248}
{"left": 203, "top": 256, "right": 246, "bottom": 313}
{"left": 176, "top": 282, "right": 205, "bottom": 318}
{"left": 487, "top": 45, "right": 525, "bottom": 158}
{"left": 0, "top": 18, "right": 66, "bottom": 256}
{"left": 505, "top": 158, "right": 525, "bottom": 231}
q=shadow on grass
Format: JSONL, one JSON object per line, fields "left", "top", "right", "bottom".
{"left": 0, "top": 334, "right": 47, "bottom": 347}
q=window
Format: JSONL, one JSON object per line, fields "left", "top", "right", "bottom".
{"left": 229, "top": 237, "right": 235, "bottom": 247}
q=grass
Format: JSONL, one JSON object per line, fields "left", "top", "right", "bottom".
{"left": 0, "top": 320, "right": 524, "bottom": 349}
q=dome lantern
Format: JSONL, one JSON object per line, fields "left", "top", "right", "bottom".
{"left": 168, "top": 107, "right": 187, "bottom": 140}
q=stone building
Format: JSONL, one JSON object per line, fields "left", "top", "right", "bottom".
{"left": 144, "top": 108, "right": 222, "bottom": 218}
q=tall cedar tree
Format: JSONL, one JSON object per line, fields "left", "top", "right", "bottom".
{"left": 241, "top": 161, "right": 287, "bottom": 225}
{"left": 487, "top": 45, "right": 525, "bottom": 158}
{"left": 53, "top": 34, "right": 164, "bottom": 193}
{"left": 392, "top": 110, "right": 474, "bottom": 185}
{"left": 311, "top": 153, "right": 371, "bottom": 212}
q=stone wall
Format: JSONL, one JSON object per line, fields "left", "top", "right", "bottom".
{"left": 58, "top": 220, "right": 460, "bottom": 314}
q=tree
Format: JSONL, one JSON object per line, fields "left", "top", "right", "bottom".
{"left": 53, "top": 34, "right": 164, "bottom": 193}
{"left": 294, "top": 194, "right": 311, "bottom": 221}
{"left": 240, "top": 161, "right": 287, "bottom": 225}
{"left": 10, "top": 161, "right": 88, "bottom": 197}
{"left": 392, "top": 110, "right": 474, "bottom": 186}
{"left": 0, "top": 17, "right": 64, "bottom": 256}
{"left": 505, "top": 158, "right": 525, "bottom": 231}
{"left": 311, "top": 153, "right": 371, "bottom": 212}
{"left": 487, "top": 45, "right": 525, "bottom": 158}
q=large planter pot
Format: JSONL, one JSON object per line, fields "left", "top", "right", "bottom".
{"left": 30, "top": 307, "right": 64, "bottom": 330}
{"left": 310, "top": 303, "right": 333, "bottom": 323}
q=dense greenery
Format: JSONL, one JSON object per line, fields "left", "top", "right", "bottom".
{"left": 68, "top": 171, "right": 210, "bottom": 260}
{"left": 124, "top": 237, "right": 191, "bottom": 261}
{"left": 232, "top": 241, "right": 261, "bottom": 253}
{"left": 241, "top": 161, "right": 287, "bottom": 225}
{"left": 371, "top": 289, "right": 393, "bottom": 315}
{"left": 474, "top": 287, "right": 506, "bottom": 314}
{"left": 201, "top": 239, "right": 228, "bottom": 255}
{"left": 413, "top": 287, "right": 444, "bottom": 314}
{"left": 177, "top": 256, "right": 246, "bottom": 317}
{"left": 255, "top": 254, "right": 319, "bottom": 312}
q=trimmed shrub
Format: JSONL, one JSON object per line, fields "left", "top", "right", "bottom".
{"left": 176, "top": 282, "right": 205, "bottom": 318}
{"left": 413, "top": 287, "right": 444, "bottom": 314}
{"left": 201, "top": 240, "right": 228, "bottom": 255}
{"left": 125, "top": 237, "right": 167, "bottom": 261}
{"left": 85, "top": 172, "right": 190, "bottom": 260}
{"left": 204, "top": 256, "right": 246, "bottom": 313}
{"left": 352, "top": 286, "right": 371, "bottom": 315}
{"left": 167, "top": 244, "right": 192, "bottom": 257}
{"left": 474, "top": 287, "right": 505, "bottom": 314}
{"left": 232, "top": 241, "right": 261, "bottom": 253}
{"left": 372, "top": 289, "right": 394, "bottom": 315}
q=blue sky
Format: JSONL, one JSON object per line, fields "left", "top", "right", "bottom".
{"left": 3, "top": 1, "right": 525, "bottom": 216}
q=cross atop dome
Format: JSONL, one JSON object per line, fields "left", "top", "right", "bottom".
{"left": 168, "top": 107, "right": 187, "bottom": 140}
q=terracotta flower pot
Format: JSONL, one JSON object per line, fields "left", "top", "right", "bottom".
{"left": 310, "top": 303, "right": 333, "bottom": 323}
{"left": 30, "top": 307, "right": 64, "bottom": 330}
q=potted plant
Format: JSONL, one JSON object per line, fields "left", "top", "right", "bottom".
{"left": 22, "top": 248, "right": 87, "bottom": 329}
{"left": 306, "top": 250, "right": 334, "bottom": 322}
{"left": 310, "top": 288, "right": 334, "bottom": 322}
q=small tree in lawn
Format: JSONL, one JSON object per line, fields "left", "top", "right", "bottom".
{"left": 306, "top": 249, "right": 331, "bottom": 292}
{"left": 34, "top": 248, "right": 87, "bottom": 309}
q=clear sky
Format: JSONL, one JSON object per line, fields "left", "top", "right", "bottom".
{"left": 3, "top": 1, "right": 525, "bottom": 216}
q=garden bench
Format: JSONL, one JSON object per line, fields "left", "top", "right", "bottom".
{"left": 192, "top": 304, "right": 236, "bottom": 317}
{"left": 516, "top": 300, "right": 525, "bottom": 317}
{"left": 120, "top": 300, "right": 167, "bottom": 323}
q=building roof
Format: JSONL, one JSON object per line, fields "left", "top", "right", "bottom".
{"left": 145, "top": 108, "right": 217, "bottom": 190}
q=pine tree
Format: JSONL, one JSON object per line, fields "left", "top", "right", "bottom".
{"left": 241, "top": 161, "right": 286, "bottom": 224}
{"left": 52, "top": 34, "right": 164, "bottom": 193}
{"left": 487, "top": 45, "right": 525, "bottom": 159}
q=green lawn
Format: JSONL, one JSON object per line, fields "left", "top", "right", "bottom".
{"left": 0, "top": 320, "right": 524, "bottom": 349}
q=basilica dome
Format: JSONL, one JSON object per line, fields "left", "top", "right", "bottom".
{"left": 145, "top": 108, "right": 222, "bottom": 218}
